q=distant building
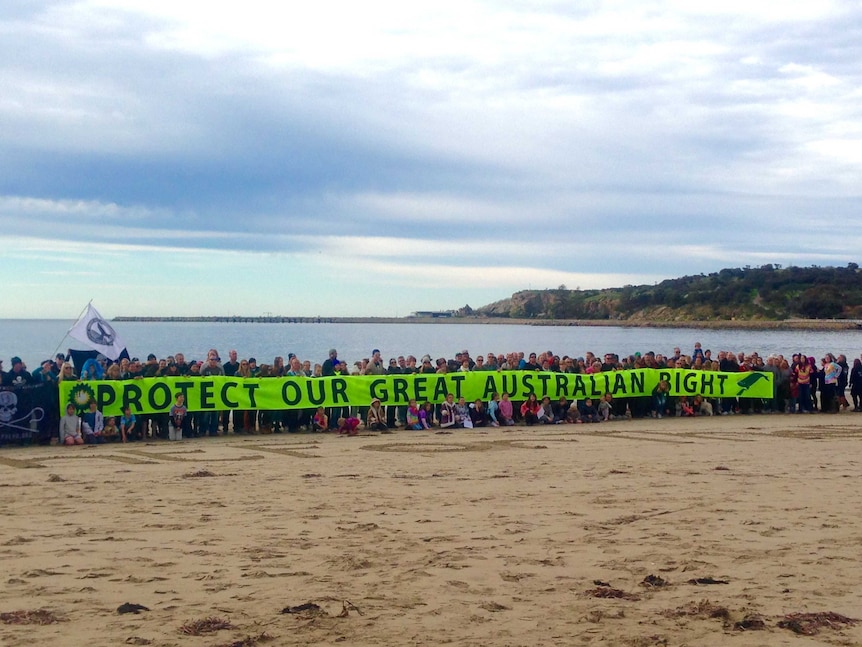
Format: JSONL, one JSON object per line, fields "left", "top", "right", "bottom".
{"left": 409, "top": 310, "right": 454, "bottom": 318}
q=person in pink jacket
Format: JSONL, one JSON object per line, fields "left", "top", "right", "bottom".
{"left": 497, "top": 392, "right": 515, "bottom": 426}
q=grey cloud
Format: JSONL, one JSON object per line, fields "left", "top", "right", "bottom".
{"left": 1, "top": 1, "right": 860, "bottom": 293}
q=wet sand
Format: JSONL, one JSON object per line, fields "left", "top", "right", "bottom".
{"left": 1, "top": 414, "right": 861, "bottom": 646}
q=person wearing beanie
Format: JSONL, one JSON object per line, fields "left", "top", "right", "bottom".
{"left": 3, "top": 356, "right": 33, "bottom": 386}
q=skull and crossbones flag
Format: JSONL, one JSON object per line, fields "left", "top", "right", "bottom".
{"left": 0, "top": 383, "right": 54, "bottom": 446}
{"left": 68, "top": 303, "right": 127, "bottom": 361}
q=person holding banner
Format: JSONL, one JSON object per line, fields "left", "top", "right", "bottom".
{"left": 80, "top": 357, "right": 104, "bottom": 381}
{"left": 199, "top": 355, "right": 224, "bottom": 436}
{"left": 222, "top": 350, "right": 240, "bottom": 433}
{"left": 56, "top": 353, "right": 780, "bottom": 429}
{"left": 58, "top": 362, "right": 78, "bottom": 381}
{"left": 235, "top": 359, "right": 255, "bottom": 433}
{"left": 285, "top": 356, "right": 312, "bottom": 432}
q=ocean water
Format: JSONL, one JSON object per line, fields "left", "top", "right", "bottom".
{"left": 2, "top": 320, "right": 862, "bottom": 370}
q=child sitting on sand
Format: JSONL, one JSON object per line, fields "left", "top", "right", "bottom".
{"left": 120, "top": 406, "right": 138, "bottom": 443}
{"left": 102, "top": 416, "right": 119, "bottom": 442}
{"left": 455, "top": 396, "right": 471, "bottom": 428}
{"left": 597, "top": 393, "right": 613, "bottom": 421}
{"left": 536, "top": 396, "right": 555, "bottom": 424}
{"left": 366, "top": 398, "right": 389, "bottom": 432}
{"left": 337, "top": 416, "right": 361, "bottom": 436}
{"left": 520, "top": 393, "right": 541, "bottom": 426}
{"left": 469, "top": 399, "right": 488, "bottom": 428}
{"left": 439, "top": 393, "right": 458, "bottom": 428}
{"left": 487, "top": 393, "right": 501, "bottom": 427}
{"left": 566, "top": 401, "right": 581, "bottom": 423}
{"left": 552, "top": 396, "right": 570, "bottom": 423}
{"left": 406, "top": 399, "right": 423, "bottom": 430}
{"left": 676, "top": 396, "right": 695, "bottom": 417}
{"left": 497, "top": 392, "right": 515, "bottom": 426}
{"left": 312, "top": 406, "right": 328, "bottom": 432}
{"left": 693, "top": 395, "right": 713, "bottom": 416}
{"left": 59, "top": 404, "right": 83, "bottom": 445}
{"left": 81, "top": 400, "right": 105, "bottom": 444}
{"left": 419, "top": 402, "right": 434, "bottom": 429}
{"left": 578, "top": 398, "right": 601, "bottom": 423}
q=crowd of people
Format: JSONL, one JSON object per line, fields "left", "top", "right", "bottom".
{"left": 4, "top": 343, "right": 862, "bottom": 445}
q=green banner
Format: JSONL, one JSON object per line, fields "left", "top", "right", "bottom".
{"left": 60, "top": 369, "right": 773, "bottom": 416}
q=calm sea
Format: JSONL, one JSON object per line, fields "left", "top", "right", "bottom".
{"left": 2, "top": 320, "right": 862, "bottom": 369}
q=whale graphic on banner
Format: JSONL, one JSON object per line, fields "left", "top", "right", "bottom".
{"left": 68, "top": 303, "right": 127, "bottom": 361}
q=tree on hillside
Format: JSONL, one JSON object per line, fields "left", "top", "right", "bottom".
{"left": 798, "top": 286, "right": 844, "bottom": 319}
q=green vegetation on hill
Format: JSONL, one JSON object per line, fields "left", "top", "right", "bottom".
{"left": 476, "top": 264, "right": 862, "bottom": 321}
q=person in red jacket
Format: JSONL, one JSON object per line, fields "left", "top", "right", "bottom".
{"left": 520, "top": 393, "right": 540, "bottom": 426}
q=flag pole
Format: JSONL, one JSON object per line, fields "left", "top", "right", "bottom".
{"left": 51, "top": 299, "right": 93, "bottom": 361}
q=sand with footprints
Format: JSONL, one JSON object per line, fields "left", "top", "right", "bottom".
{"left": 2, "top": 414, "right": 861, "bottom": 646}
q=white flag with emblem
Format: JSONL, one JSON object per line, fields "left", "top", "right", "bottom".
{"left": 68, "top": 304, "right": 126, "bottom": 360}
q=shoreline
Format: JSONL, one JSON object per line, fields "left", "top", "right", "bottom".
{"left": 112, "top": 315, "right": 862, "bottom": 331}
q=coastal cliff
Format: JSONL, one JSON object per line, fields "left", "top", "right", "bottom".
{"left": 476, "top": 264, "right": 862, "bottom": 323}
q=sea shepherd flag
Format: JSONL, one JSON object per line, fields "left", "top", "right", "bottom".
{"left": 68, "top": 304, "right": 126, "bottom": 361}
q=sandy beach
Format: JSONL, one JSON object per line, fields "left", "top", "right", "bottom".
{"left": 1, "top": 415, "right": 861, "bottom": 646}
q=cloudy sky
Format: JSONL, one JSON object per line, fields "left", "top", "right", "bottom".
{"left": 2, "top": 1, "right": 860, "bottom": 318}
